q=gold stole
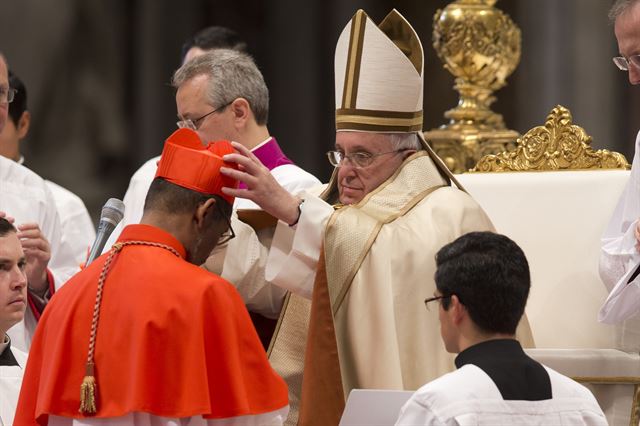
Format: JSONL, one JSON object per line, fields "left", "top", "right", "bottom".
{"left": 296, "top": 152, "right": 447, "bottom": 425}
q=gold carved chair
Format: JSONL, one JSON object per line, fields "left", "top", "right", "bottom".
{"left": 454, "top": 105, "right": 639, "bottom": 426}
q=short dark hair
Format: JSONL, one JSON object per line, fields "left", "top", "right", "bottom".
{"left": 8, "top": 70, "right": 27, "bottom": 125}
{"left": 180, "top": 26, "right": 247, "bottom": 63}
{"left": 143, "top": 177, "right": 232, "bottom": 219}
{"left": 435, "top": 232, "right": 530, "bottom": 335}
{"left": 0, "top": 217, "right": 17, "bottom": 237}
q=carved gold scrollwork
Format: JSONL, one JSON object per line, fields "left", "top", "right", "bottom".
{"left": 472, "top": 106, "right": 630, "bottom": 172}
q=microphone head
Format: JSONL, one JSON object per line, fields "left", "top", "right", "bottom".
{"left": 100, "top": 198, "right": 125, "bottom": 226}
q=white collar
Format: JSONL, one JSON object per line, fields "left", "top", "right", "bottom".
{"left": 0, "top": 334, "right": 9, "bottom": 356}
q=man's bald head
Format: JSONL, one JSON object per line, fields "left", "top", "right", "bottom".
{"left": 0, "top": 54, "right": 8, "bottom": 133}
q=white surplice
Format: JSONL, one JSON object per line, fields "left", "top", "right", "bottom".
{"left": 599, "top": 130, "right": 640, "bottom": 325}
{"left": 395, "top": 365, "right": 607, "bottom": 426}
{"left": 45, "top": 180, "right": 96, "bottom": 266}
{"left": 0, "top": 156, "right": 79, "bottom": 351}
{"left": 47, "top": 407, "right": 289, "bottom": 426}
{"left": 0, "top": 337, "right": 27, "bottom": 426}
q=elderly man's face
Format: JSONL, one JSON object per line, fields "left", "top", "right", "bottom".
{"left": 0, "top": 231, "right": 27, "bottom": 335}
{"left": 615, "top": 2, "right": 640, "bottom": 85}
{"left": 335, "top": 132, "right": 407, "bottom": 205}
{"left": 0, "top": 57, "right": 8, "bottom": 133}
{"left": 176, "top": 74, "right": 237, "bottom": 145}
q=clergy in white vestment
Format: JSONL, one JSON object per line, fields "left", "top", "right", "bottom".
{"left": 0, "top": 217, "right": 29, "bottom": 426}
{"left": 599, "top": 0, "right": 640, "bottom": 326}
{"left": 104, "top": 48, "right": 319, "bottom": 328}
{"left": 0, "top": 54, "right": 78, "bottom": 352}
{"left": 104, "top": 26, "right": 250, "bottom": 256}
{"left": 396, "top": 232, "right": 607, "bottom": 426}
{"left": 0, "top": 71, "right": 96, "bottom": 267}
{"left": 220, "top": 9, "right": 534, "bottom": 425}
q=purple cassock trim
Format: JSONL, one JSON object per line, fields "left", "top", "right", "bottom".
{"left": 238, "top": 138, "right": 294, "bottom": 189}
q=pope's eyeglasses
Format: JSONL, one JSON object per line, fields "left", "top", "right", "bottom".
{"left": 613, "top": 54, "right": 640, "bottom": 71}
{"left": 326, "top": 149, "right": 409, "bottom": 168}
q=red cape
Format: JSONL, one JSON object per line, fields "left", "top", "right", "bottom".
{"left": 15, "top": 224, "right": 288, "bottom": 424}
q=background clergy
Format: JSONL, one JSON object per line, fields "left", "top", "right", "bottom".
{"left": 0, "top": 217, "right": 29, "bottom": 426}
{"left": 221, "top": 9, "right": 533, "bottom": 426}
{"left": 14, "top": 129, "right": 289, "bottom": 425}
{"left": 0, "top": 70, "right": 96, "bottom": 268}
{"left": 0, "top": 53, "right": 78, "bottom": 352}
{"left": 396, "top": 232, "right": 606, "bottom": 425}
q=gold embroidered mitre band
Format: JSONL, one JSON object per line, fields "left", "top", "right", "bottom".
{"left": 335, "top": 9, "right": 424, "bottom": 132}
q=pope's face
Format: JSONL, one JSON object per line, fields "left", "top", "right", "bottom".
{"left": 0, "top": 231, "right": 27, "bottom": 335}
{"left": 0, "top": 57, "right": 8, "bottom": 134}
{"left": 335, "top": 132, "right": 406, "bottom": 205}
{"left": 615, "top": 2, "right": 640, "bottom": 85}
{"left": 176, "top": 74, "right": 237, "bottom": 145}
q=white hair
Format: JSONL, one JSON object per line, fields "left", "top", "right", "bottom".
{"left": 388, "top": 133, "right": 421, "bottom": 151}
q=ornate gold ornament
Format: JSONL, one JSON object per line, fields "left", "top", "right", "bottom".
{"left": 472, "top": 105, "right": 630, "bottom": 172}
{"left": 425, "top": 0, "right": 521, "bottom": 173}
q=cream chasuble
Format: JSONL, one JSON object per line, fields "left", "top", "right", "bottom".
{"left": 268, "top": 152, "right": 535, "bottom": 425}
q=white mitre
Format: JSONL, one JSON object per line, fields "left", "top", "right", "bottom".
{"left": 334, "top": 9, "right": 424, "bottom": 133}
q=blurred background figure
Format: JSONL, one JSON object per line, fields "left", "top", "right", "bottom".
{"left": 0, "top": 70, "right": 95, "bottom": 266}
{"left": 0, "top": 53, "right": 78, "bottom": 352}
{"left": 180, "top": 25, "right": 248, "bottom": 64}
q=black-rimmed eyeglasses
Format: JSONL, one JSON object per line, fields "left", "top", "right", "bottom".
{"left": 424, "top": 294, "right": 451, "bottom": 311}
{"left": 216, "top": 204, "right": 235, "bottom": 246}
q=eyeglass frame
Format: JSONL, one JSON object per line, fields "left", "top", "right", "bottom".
{"left": 326, "top": 148, "right": 411, "bottom": 169}
{"left": 215, "top": 201, "right": 235, "bottom": 246}
{"left": 424, "top": 294, "right": 452, "bottom": 311}
{"left": 176, "top": 100, "right": 232, "bottom": 130}
{"left": 0, "top": 87, "right": 17, "bottom": 104}
{"left": 613, "top": 54, "right": 640, "bottom": 71}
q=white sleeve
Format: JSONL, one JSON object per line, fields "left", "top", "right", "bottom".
{"left": 40, "top": 184, "right": 79, "bottom": 289}
{"left": 395, "top": 396, "right": 442, "bottom": 426}
{"left": 599, "top": 219, "right": 639, "bottom": 292}
{"left": 599, "top": 258, "right": 640, "bottom": 324}
{"left": 599, "top": 131, "right": 640, "bottom": 290}
{"left": 205, "top": 214, "right": 287, "bottom": 319}
{"left": 45, "top": 181, "right": 96, "bottom": 266}
{"left": 265, "top": 193, "right": 334, "bottom": 299}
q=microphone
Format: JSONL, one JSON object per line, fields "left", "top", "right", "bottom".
{"left": 86, "top": 198, "right": 125, "bottom": 266}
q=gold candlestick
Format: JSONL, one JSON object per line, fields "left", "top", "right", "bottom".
{"left": 425, "top": 0, "right": 521, "bottom": 172}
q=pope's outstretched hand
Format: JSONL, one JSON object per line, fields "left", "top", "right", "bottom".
{"left": 221, "top": 142, "right": 302, "bottom": 225}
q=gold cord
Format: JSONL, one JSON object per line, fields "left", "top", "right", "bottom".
{"left": 79, "top": 240, "right": 180, "bottom": 414}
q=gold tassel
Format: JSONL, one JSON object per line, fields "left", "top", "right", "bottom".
{"left": 79, "top": 363, "right": 97, "bottom": 414}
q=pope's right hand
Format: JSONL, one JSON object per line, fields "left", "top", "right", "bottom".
{"left": 221, "top": 141, "right": 302, "bottom": 226}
